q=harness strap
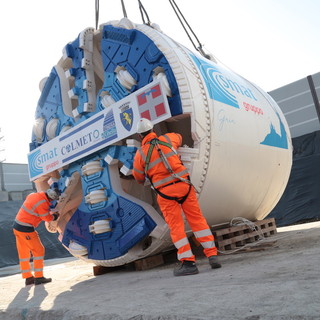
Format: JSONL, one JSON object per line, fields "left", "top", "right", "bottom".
{"left": 155, "top": 180, "right": 192, "bottom": 204}
{"left": 144, "top": 137, "right": 194, "bottom": 204}
{"left": 147, "top": 174, "right": 192, "bottom": 204}
{"left": 145, "top": 138, "right": 176, "bottom": 171}
{"left": 158, "top": 179, "right": 183, "bottom": 190}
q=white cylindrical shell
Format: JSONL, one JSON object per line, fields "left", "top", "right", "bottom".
{"left": 34, "top": 21, "right": 292, "bottom": 267}
{"left": 137, "top": 25, "right": 292, "bottom": 225}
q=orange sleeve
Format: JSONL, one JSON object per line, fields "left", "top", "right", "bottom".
{"left": 36, "top": 199, "right": 54, "bottom": 222}
{"left": 167, "top": 133, "right": 182, "bottom": 149}
{"left": 133, "top": 150, "right": 146, "bottom": 184}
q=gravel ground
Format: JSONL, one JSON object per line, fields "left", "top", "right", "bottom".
{"left": 1, "top": 221, "right": 320, "bottom": 320}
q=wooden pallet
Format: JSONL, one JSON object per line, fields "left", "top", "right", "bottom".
{"left": 211, "top": 217, "right": 277, "bottom": 252}
{"left": 134, "top": 253, "right": 165, "bottom": 271}
{"left": 93, "top": 264, "right": 128, "bottom": 276}
{"left": 93, "top": 253, "right": 167, "bottom": 275}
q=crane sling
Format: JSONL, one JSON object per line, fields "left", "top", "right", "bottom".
{"left": 145, "top": 138, "right": 192, "bottom": 204}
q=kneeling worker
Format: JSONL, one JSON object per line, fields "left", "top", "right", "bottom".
{"left": 133, "top": 118, "right": 221, "bottom": 276}
{"left": 13, "top": 188, "right": 60, "bottom": 286}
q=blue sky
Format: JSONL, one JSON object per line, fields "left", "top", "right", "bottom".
{"left": 0, "top": 0, "right": 319, "bottom": 163}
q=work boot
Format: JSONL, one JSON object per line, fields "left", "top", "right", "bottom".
{"left": 25, "top": 276, "right": 35, "bottom": 286}
{"left": 208, "top": 256, "right": 221, "bottom": 269}
{"left": 173, "top": 260, "right": 199, "bottom": 276}
{"left": 34, "top": 277, "right": 52, "bottom": 285}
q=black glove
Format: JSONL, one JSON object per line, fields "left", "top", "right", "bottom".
{"left": 52, "top": 212, "right": 60, "bottom": 221}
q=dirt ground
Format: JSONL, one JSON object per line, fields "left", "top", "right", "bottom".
{"left": 0, "top": 221, "right": 319, "bottom": 320}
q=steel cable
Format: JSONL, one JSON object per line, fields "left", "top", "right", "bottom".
{"left": 138, "top": 0, "right": 151, "bottom": 25}
{"left": 95, "top": 0, "right": 99, "bottom": 30}
{"left": 121, "top": 0, "right": 128, "bottom": 18}
{"left": 168, "top": 0, "right": 210, "bottom": 59}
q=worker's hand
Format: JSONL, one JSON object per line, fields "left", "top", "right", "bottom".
{"left": 50, "top": 207, "right": 59, "bottom": 213}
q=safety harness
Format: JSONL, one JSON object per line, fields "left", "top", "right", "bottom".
{"left": 145, "top": 138, "right": 192, "bottom": 204}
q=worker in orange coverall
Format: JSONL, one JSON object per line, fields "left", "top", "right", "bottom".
{"left": 133, "top": 118, "right": 221, "bottom": 276}
{"left": 13, "top": 188, "right": 60, "bottom": 286}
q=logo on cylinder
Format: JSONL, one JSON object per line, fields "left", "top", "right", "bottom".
{"left": 190, "top": 54, "right": 258, "bottom": 108}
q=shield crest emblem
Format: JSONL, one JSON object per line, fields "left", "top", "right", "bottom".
{"left": 120, "top": 108, "right": 134, "bottom": 131}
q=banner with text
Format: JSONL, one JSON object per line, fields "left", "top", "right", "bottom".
{"left": 28, "top": 80, "right": 171, "bottom": 181}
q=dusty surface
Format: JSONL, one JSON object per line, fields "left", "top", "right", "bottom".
{"left": 0, "top": 221, "right": 320, "bottom": 320}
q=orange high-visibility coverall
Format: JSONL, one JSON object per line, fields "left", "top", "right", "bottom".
{"left": 13, "top": 192, "right": 55, "bottom": 279}
{"left": 133, "top": 132, "right": 217, "bottom": 262}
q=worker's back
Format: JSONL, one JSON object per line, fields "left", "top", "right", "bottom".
{"left": 15, "top": 192, "right": 50, "bottom": 228}
{"left": 134, "top": 132, "right": 189, "bottom": 189}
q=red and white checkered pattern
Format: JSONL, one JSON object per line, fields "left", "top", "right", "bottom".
{"left": 137, "top": 84, "right": 167, "bottom": 121}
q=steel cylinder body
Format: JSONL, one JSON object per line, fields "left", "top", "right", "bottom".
{"left": 29, "top": 19, "right": 292, "bottom": 266}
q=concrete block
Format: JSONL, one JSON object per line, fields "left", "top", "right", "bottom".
{"left": 9, "top": 191, "right": 23, "bottom": 201}
{"left": 0, "top": 191, "right": 9, "bottom": 202}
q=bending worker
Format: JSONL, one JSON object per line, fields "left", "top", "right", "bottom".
{"left": 133, "top": 118, "right": 221, "bottom": 276}
{"left": 13, "top": 188, "right": 60, "bottom": 286}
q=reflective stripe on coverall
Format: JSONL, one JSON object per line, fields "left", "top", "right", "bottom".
{"left": 133, "top": 132, "right": 218, "bottom": 262}
{"left": 13, "top": 229, "right": 45, "bottom": 279}
{"left": 133, "top": 132, "right": 189, "bottom": 188}
{"left": 13, "top": 192, "right": 54, "bottom": 279}
{"left": 15, "top": 192, "right": 54, "bottom": 228}
{"left": 157, "top": 182, "right": 217, "bottom": 261}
